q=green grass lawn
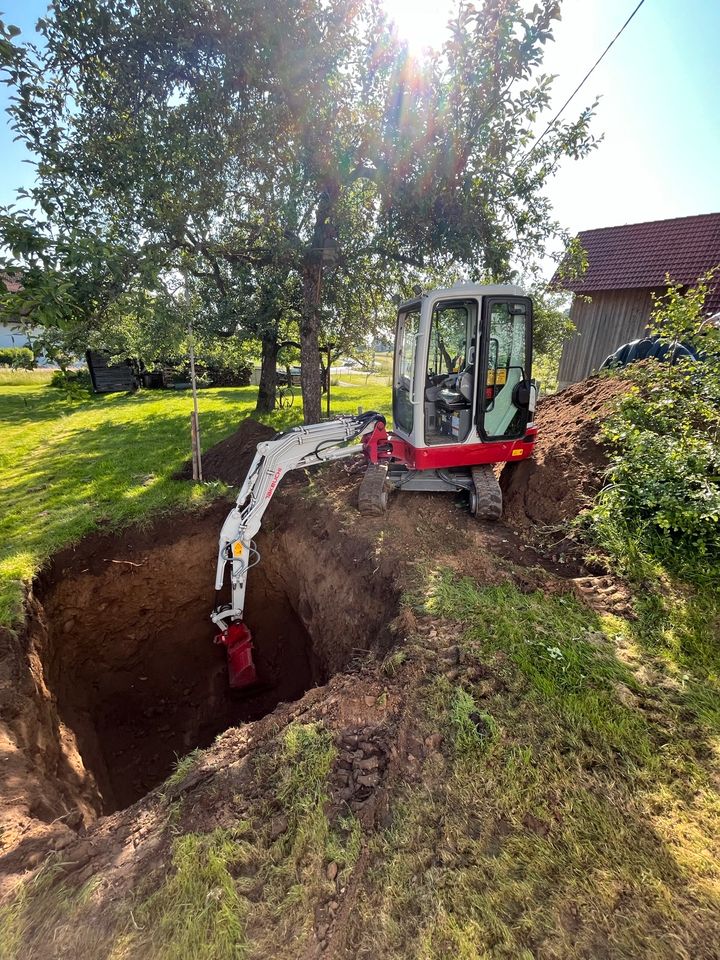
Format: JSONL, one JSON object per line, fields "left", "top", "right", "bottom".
{"left": 0, "top": 381, "right": 391, "bottom": 627}
{"left": 351, "top": 574, "right": 720, "bottom": 958}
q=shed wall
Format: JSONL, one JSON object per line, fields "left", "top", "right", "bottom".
{"left": 86, "top": 350, "right": 138, "bottom": 394}
{"left": 557, "top": 288, "right": 656, "bottom": 388}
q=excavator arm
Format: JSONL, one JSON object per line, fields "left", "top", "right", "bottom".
{"left": 212, "top": 411, "right": 386, "bottom": 687}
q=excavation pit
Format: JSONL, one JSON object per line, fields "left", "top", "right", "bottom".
{"left": 22, "top": 503, "right": 344, "bottom": 818}
{"left": 2, "top": 482, "right": 398, "bottom": 865}
{"left": 46, "top": 576, "right": 320, "bottom": 814}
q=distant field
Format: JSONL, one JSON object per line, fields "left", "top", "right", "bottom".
{"left": 0, "top": 368, "right": 55, "bottom": 386}
{"left": 331, "top": 351, "right": 393, "bottom": 389}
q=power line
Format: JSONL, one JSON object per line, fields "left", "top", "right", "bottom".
{"left": 521, "top": 0, "right": 647, "bottom": 163}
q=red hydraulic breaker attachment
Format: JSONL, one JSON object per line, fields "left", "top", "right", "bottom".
{"left": 215, "top": 621, "right": 257, "bottom": 690}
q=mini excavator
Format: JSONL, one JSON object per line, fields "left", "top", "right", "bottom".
{"left": 212, "top": 284, "right": 538, "bottom": 687}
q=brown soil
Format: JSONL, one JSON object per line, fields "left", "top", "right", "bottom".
{"left": 31, "top": 501, "right": 324, "bottom": 814}
{"left": 500, "top": 374, "right": 630, "bottom": 530}
{"left": 176, "top": 419, "right": 277, "bottom": 484}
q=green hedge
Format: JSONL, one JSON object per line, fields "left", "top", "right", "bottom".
{"left": 50, "top": 368, "right": 93, "bottom": 391}
{"left": 0, "top": 346, "right": 34, "bottom": 369}
{"left": 587, "top": 276, "right": 720, "bottom": 583}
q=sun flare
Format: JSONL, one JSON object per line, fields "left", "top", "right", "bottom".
{"left": 382, "top": 0, "right": 452, "bottom": 53}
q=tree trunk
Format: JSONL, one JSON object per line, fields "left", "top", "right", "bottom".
{"left": 299, "top": 186, "right": 339, "bottom": 424}
{"left": 300, "top": 259, "right": 323, "bottom": 424}
{"left": 319, "top": 356, "right": 328, "bottom": 394}
{"left": 255, "top": 332, "right": 278, "bottom": 413}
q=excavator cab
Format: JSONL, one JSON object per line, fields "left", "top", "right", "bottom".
{"left": 393, "top": 285, "right": 535, "bottom": 454}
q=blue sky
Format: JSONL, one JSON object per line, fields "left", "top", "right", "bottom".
{"left": 2, "top": 0, "right": 719, "bottom": 261}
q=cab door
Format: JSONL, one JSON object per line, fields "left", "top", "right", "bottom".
{"left": 478, "top": 296, "right": 533, "bottom": 440}
{"left": 392, "top": 301, "right": 421, "bottom": 440}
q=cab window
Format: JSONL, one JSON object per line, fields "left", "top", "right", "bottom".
{"left": 394, "top": 306, "right": 420, "bottom": 433}
{"left": 428, "top": 303, "right": 472, "bottom": 379}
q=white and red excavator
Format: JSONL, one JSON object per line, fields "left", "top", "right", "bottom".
{"left": 212, "top": 283, "right": 538, "bottom": 687}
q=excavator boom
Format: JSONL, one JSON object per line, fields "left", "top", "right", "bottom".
{"left": 212, "top": 411, "right": 385, "bottom": 687}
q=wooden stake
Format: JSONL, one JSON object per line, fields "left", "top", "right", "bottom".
{"left": 188, "top": 319, "right": 203, "bottom": 482}
{"left": 190, "top": 412, "right": 200, "bottom": 481}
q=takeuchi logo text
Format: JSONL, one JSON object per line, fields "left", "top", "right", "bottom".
{"left": 265, "top": 467, "right": 283, "bottom": 499}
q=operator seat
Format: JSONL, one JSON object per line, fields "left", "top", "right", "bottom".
{"left": 436, "top": 372, "right": 473, "bottom": 411}
{"left": 436, "top": 337, "right": 476, "bottom": 411}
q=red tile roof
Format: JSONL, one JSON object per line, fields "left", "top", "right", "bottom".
{"left": 1, "top": 272, "right": 23, "bottom": 294}
{"left": 554, "top": 213, "right": 720, "bottom": 314}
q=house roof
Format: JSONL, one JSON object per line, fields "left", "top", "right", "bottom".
{"left": 1, "top": 272, "right": 23, "bottom": 294}
{"left": 554, "top": 212, "right": 720, "bottom": 313}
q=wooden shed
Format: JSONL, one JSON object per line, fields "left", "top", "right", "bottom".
{"left": 86, "top": 350, "right": 140, "bottom": 393}
{"left": 553, "top": 213, "right": 720, "bottom": 389}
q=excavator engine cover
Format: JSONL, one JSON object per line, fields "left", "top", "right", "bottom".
{"left": 216, "top": 621, "right": 257, "bottom": 689}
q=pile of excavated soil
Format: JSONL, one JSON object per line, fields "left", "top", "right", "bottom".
{"left": 177, "top": 419, "right": 277, "bottom": 484}
{"left": 500, "top": 374, "right": 630, "bottom": 530}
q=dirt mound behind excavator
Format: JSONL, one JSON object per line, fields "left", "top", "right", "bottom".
{"left": 177, "top": 418, "right": 277, "bottom": 484}
{"left": 188, "top": 375, "right": 629, "bottom": 531}
{"left": 501, "top": 374, "right": 629, "bottom": 529}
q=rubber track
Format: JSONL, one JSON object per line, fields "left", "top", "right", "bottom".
{"left": 471, "top": 464, "right": 503, "bottom": 521}
{"left": 358, "top": 463, "right": 389, "bottom": 516}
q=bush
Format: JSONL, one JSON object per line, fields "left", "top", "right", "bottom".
{"left": 202, "top": 365, "right": 252, "bottom": 387}
{"left": 49, "top": 368, "right": 93, "bottom": 397}
{"left": 0, "top": 346, "right": 34, "bottom": 369}
{"left": 587, "top": 275, "right": 720, "bottom": 582}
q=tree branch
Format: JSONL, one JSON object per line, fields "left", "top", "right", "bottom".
{"left": 372, "top": 245, "right": 425, "bottom": 268}
{"left": 347, "top": 165, "right": 379, "bottom": 184}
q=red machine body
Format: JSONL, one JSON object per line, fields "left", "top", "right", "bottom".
{"left": 362, "top": 419, "right": 537, "bottom": 471}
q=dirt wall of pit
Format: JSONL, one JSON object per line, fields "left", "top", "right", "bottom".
{"left": 0, "top": 604, "right": 101, "bottom": 853}
{"left": 500, "top": 375, "right": 629, "bottom": 529}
